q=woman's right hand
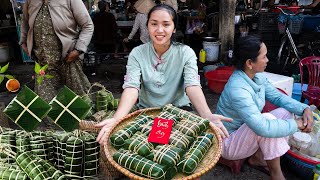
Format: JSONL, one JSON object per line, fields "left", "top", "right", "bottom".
{"left": 21, "top": 43, "right": 29, "bottom": 56}
{"left": 295, "top": 118, "right": 306, "bottom": 130}
{"left": 95, "top": 117, "right": 117, "bottom": 144}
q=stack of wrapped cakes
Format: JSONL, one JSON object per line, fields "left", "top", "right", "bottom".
{"left": 110, "top": 104, "right": 216, "bottom": 179}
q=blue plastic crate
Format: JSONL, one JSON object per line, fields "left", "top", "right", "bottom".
{"left": 302, "top": 15, "right": 320, "bottom": 32}
{"left": 292, "top": 83, "right": 308, "bottom": 104}
{"left": 282, "top": 153, "right": 315, "bottom": 180}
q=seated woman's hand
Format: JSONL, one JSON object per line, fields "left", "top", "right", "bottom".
{"left": 95, "top": 117, "right": 117, "bottom": 144}
{"left": 206, "top": 114, "right": 232, "bottom": 139}
{"left": 302, "top": 107, "right": 314, "bottom": 133}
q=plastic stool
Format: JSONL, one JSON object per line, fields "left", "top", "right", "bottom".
{"left": 218, "top": 157, "right": 247, "bottom": 174}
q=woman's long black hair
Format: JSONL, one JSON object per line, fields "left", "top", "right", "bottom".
{"left": 233, "top": 35, "right": 263, "bottom": 71}
{"left": 147, "top": 4, "right": 182, "bottom": 45}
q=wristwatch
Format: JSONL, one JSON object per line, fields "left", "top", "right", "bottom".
{"left": 75, "top": 48, "right": 84, "bottom": 55}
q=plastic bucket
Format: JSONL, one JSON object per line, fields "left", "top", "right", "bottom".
{"left": 203, "top": 41, "right": 220, "bottom": 62}
{"left": 204, "top": 69, "right": 233, "bottom": 93}
{"left": 0, "top": 44, "right": 9, "bottom": 63}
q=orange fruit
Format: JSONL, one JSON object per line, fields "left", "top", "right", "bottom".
{"left": 6, "top": 79, "right": 20, "bottom": 92}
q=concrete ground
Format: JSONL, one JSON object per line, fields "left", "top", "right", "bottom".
{"left": 0, "top": 62, "right": 303, "bottom": 180}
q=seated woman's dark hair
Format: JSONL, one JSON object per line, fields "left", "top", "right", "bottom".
{"left": 233, "top": 35, "right": 263, "bottom": 71}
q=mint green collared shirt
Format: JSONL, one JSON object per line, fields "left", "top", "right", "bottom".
{"left": 123, "top": 41, "right": 201, "bottom": 108}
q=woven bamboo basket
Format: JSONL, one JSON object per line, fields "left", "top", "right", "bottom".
{"left": 79, "top": 120, "right": 124, "bottom": 179}
{"left": 103, "top": 107, "right": 223, "bottom": 180}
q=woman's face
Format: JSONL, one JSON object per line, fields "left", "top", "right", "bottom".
{"left": 148, "top": 9, "right": 176, "bottom": 48}
{"left": 251, "top": 43, "right": 269, "bottom": 73}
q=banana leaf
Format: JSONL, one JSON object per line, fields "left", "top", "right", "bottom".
{"left": 16, "top": 131, "right": 30, "bottom": 153}
{"left": 16, "top": 151, "right": 51, "bottom": 180}
{"left": 113, "top": 149, "right": 177, "bottom": 180}
{"left": 157, "top": 111, "right": 181, "bottom": 125}
{"left": 146, "top": 144, "right": 184, "bottom": 167}
{"left": 64, "top": 136, "right": 84, "bottom": 177}
{"left": 96, "top": 90, "right": 113, "bottom": 111}
{"left": 177, "top": 133, "right": 214, "bottom": 174}
{"left": 36, "top": 156, "right": 67, "bottom": 180}
{"left": 174, "top": 119, "right": 209, "bottom": 137}
{"left": 162, "top": 104, "right": 206, "bottom": 123}
{"left": 110, "top": 113, "right": 152, "bottom": 148}
{"left": 0, "top": 167, "right": 28, "bottom": 180}
{"left": 3, "top": 86, "right": 51, "bottom": 132}
{"left": 48, "top": 86, "right": 91, "bottom": 132}
{"left": 30, "top": 135, "right": 48, "bottom": 161}
{"left": 81, "top": 132, "right": 99, "bottom": 177}
{"left": 138, "top": 125, "right": 193, "bottom": 150}
{"left": 123, "top": 132, "right": 154, "bottom": 157}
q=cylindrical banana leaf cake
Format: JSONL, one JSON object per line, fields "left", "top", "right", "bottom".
{"left": 106, "top": 105, "right": 222, "bottom": 179}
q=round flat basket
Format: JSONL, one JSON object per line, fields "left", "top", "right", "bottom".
{"left": 103, "top": 107, "right": 223, "bottom": 180}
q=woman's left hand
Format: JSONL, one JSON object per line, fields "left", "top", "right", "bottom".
{"left": 302, "top": 107, "right": 314, "bottom": 133}
{"left": 65, "top": 50, "right": 80, "bottom": 63}
{"left": 206, "top": 114, "right": 233, "bottom": 139}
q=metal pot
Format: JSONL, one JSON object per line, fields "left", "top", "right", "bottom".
{"left": 202, "top": 36, "right": 218, "bottom": 42}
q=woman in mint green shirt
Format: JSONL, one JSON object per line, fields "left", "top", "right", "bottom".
{"left": 96, "top": 4, "right": 232, "bottom": 144}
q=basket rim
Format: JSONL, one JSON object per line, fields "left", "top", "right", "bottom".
{"left": 103, "top": 107, "right": 223, "bottom": 180}
{"left": 287, "top": 150, "right": 320, "bottom": 165}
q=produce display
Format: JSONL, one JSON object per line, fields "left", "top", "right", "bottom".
{"left": 0, "top": 128, "right": 100, "bottom": 179}
{"left": 109, "top": 105, "right": 216, "bottom": 179}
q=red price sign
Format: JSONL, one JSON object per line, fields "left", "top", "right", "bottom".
{"left": 148, "top": 118, "right": 173, "bottom": 144}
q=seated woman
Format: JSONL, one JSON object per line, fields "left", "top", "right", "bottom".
{"left": 216, "top": 35, "right": 314, "bottom": 180}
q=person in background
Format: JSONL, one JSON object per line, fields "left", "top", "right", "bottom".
{"left": 20, "top": 0, "right": 93, "bottom": 110}
{"left": 165, "top": 0, "right": 178, "bottom": 11}
{"left": 123, "top": 0, "right": 155, "bottom": 47}
{"left": 93, "top": 1, "right": 118, "bottom": 53}
{"left": 216, "top": 35, "right": 314, "bottom": 180}
{"left": 96, "top": 4, "right": 232, "bottom": 144}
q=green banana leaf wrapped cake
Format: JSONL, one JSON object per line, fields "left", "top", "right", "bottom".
{"left": 3, "top": 86, "right": 51, "bottom": 132}
{"left": 163, "top": 104, "right": 205, "bottom": 123}
{"left": 174, "top": 119, "right": 209, "bottom": 137}
{"left": 177, "top": 133, "right": 214, "bottom": 175}
{"left": 123, "top": 132, "right": 154, "bottom": 157}
{"left": 48, "top": 86, "right": 91, "bottom": 132}
{"left": 113, "top": 149, "right": 177, "bottom": 179}
{"left": 146, "top": 144, "right": 184, "bottom": 167}
{"left": 110, "top": 113, "right": 152, "bottom": 148}
{"left": 157, "top": 111, "right": 181, "bottom": 125}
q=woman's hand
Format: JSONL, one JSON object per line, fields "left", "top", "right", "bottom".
{"left": 302, "top": 107, "right": 314, "bottom": 133}
{"left": 65, "top": 50, "right": 80, "bottom": 63}
{"left": 95, "top": 118, "right": 117, "bottom": 144}
{"left": 206, "top": 114, "right": 232, "bottom": 139}
{"left": 123, "top": 38, "right": 130, "bottom": 43}
{"left": 295, "top": 118, "right": 306, "bottom": 130}
{"left": 21, "top": 43, "right": 29, "bottom": 56}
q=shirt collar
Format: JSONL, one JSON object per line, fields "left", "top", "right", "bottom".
{"left": 236, "top": 70, "right": 263, "bottom": 92}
